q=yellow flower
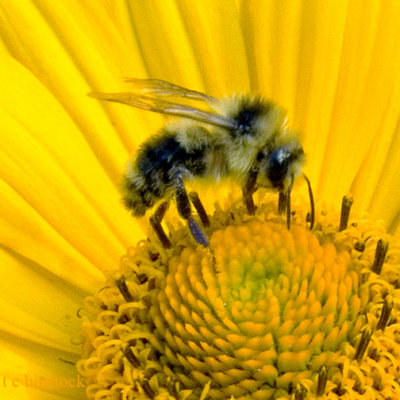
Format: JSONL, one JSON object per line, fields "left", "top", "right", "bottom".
{"left": 78, "top": 196, "right": 400, "bottom": 399}
{"left": 1, "top": 1, "right": 400, "bottom": 400}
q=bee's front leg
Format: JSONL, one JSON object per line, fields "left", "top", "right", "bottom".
{"left": 242, "top": 167, "right": 259, "bottom": 215}
{"left": 174, "top": 172, "right": 209, "bottom": 246}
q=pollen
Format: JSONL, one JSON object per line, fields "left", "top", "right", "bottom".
{"left": 77, "top": 194, "right": 400, "bottom": 400}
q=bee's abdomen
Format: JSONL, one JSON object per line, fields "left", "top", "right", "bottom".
{"left": 123, "top": 132, "right": 207, "bottom": 216}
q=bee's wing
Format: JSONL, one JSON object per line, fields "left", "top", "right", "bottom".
{"left": 89, "top": 91, "right": 236, "bottom": 130}
{"left": 123, "top": 78, "right": 217, "bottom": 105}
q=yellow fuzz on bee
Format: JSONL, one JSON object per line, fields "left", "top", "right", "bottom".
{"left": 77, "top": 195, "right": 400, "bottom": 400}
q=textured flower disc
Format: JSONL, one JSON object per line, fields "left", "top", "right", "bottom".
{"left": 77, "top": 195, "right": 400, "bottom": 400}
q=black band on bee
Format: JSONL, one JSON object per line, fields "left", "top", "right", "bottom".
{"left": 138, "top": 134, "right": 207, "bottom": 189}
{"left": 230, "top": 99, "right": 272, "bottom": 137}
{"left": 267, "top": 148, "right": 291, "bottom": 189}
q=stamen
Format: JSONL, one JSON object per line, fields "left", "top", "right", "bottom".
{"left": 333, "top": 383, "right": 346, "bottom": 396}
{"left": 142, "top": 380, "right": 156, "bottom": 398}
{"left": 115, "top": 277, "right": 134, "bottom": 302}
{"left": 376, "top": 295, "right": 393, "bottom": 331}
{"left": 339, "top": 195, "right": 353, "bottom": 231}
{"left": 123, "top": 345, "right": 140, "bottom": 367}
{"left": 354, "top": 326, "right": 372, "bottom": 362}
{"left": 303, "top": 174, "right": 315, "bottom": 230}
{"left": 189, "top": 191, "right": 210, "bottom": 227}
{"left": 371, "top": 239, "right": 389, "bottom": 274}
{"left": 353, "top": 380, "right": 365, "bottom": 394}
{"left": 167, "top": 378, "right": 179, "bottom": 397}
{"left": 278, "top": 191, "right": 287, "bottom": 215}
{"left": 79, "top": 193, "right": 400, "bottom": 399}
{"left": 316, "top": 366, "right": 327, "bottom": 396}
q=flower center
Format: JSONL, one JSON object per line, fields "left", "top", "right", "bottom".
{"left": 77, "top": 195, "right": 400, "bottom": 400}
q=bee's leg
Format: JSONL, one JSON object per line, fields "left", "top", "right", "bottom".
{"left": 174, "top": 174, "right": 209, "bottom": 246}
{"left": 189, "top": 192, "right": 210, "bottom": 227}
{"left": 278, "top": 192, "right": 288, "bottom": 214}
{"left": 242, "top": 167, "right": 259, "bottom": 215}
{"left": 286, "top": 177, "right": 294, "bottom": 230}
{"left": 150, "top": 201, "right": 172, "bottom": 249}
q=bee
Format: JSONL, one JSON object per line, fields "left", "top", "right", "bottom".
{"left": 90, "top": 79, "right": 314, "bottom": 248}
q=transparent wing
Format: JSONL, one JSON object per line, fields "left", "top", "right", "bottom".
{"left": 88, "top": 91, "right": 237, "bottom": 130}
{"left": 123, "top": 78, "right": 218, "bottom": 105}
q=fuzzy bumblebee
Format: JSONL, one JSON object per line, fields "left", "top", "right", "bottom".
{"left": 90, "top": 79, "right": 313, "bottom": 247}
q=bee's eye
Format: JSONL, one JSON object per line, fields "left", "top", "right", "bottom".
{"left": 266, "top": 148, "right": 290, "bottom": 188}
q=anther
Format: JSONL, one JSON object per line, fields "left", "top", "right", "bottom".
{"left": 371, "top": 239, "right": 388, "bottom": 274}
{"left": 354, "top": 241, "right": 365, "bottom": 252}
{"left": 333, "top": 383, "right": 346, "bottom": 396}
{"left": 142, "top": 379, "right": 156, "bottom": 398}
{"left": 136, "top": 273, "right": 148, "bottom": 284}
{"left": 167, "top": 378, "right": 179, "bottom": 397}
{"left": 123, "top": 345, "right": 140, "bottom": 367}
{"left": 316, "top": 366, "right": 327, "bottom": 396}
{"left": 119, "top": 314, "right": 129, "bottom": 324}
{"left": 376, "top": 295, "right": 393, "bottom": 331}
{"left": 353, "top": 380, "right": 365, "bottom": 394}
{"left": 339, "top": 195, "right": 353, "bottom": 231}
{"left": 189, "top": 191, "right": 210, "bottom": 227}
{"left": 354, "top": 326, "right": 372, "bottom": 362}
{"left": 116, "top": 277, "right": 134, "bottom": 302}
{"left": 144, "top": 367, "right": 158, "bottom": 380}
{"left": 294, "top": 383, "right": 308, "bottom": 400}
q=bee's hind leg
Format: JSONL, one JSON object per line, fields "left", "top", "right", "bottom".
{"left": 242, "top": 167, "right": 259, "bottom": 215}
{"left": 174, "top": 173, "right": 209, "bottom": 246}
{"left": 150, "top": 201, "right": 172, "bottom": 249}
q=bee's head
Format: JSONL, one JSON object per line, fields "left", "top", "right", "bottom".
{"left": 259, "top": 142, "right": 305, "bottom": 190}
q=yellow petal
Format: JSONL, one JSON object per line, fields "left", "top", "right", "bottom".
{"left": 0, "top": 336, "right": 84, "bottom": 400}
{"left": 175, "top": 0, "right": 250, "bottom": 94}
{"left": 239, "top": 0, "right": 303, "bottom": 107}
{"left": 0, "top": 56, "right": 146, "bottom": 276}
{"left": 0, "top": 248, "right": 84, "bottom": 351}
{"left": 319, "top": 2, "right": 400, "bottom": 205}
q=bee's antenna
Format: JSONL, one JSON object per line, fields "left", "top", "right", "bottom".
{"left": 286, "top": 176, "right": 294, "bottom": 230}
{"left": 303, "top": 174, "right": 315, "bottom": 230}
